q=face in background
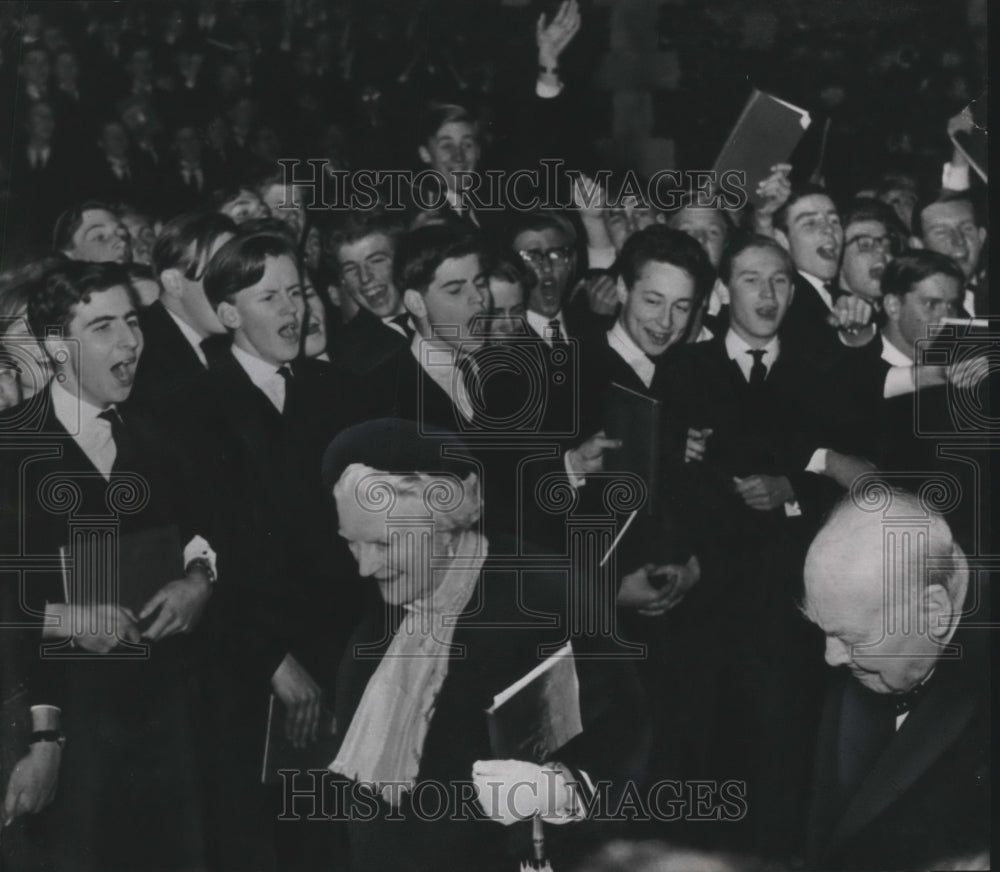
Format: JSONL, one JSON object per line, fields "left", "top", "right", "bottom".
{"left": 726, "top": 246, "right": 794, "bottom": 347}
{"left": 21, "top": 49, "right": 50, "bottom": 88}
{"left": 99, "top": 121, "right": 130, "bottom": 159}
{"left": 781, "top": 194, "right": 843, "bottom": 281}
{"left": 405, "top": 254, "right": 489, "bottom": 354}
{"left": 335, "top": 474, "right": 458, "bottom": 606}
{"left": 0, "top": 357, "right": 21, "bottom": 411}
{"left": 419, "top": 120, "right": 481, "bottom": 192}
{"left": 617, "top": 260, "right": 696, "bottom": 357}
{"left": 68, "top": 209, "right": 132, "bottom": 265}
{"left": 219, "top": 188, "right": 268, "bottom": 224}
{"left": 918, "top": 200, "right": 985, "bottom": 281}
{"left": 26, "top": 103, "right": 56, "bottom": 144}
{"left": 879, "top": 185, "right": 917, "bottom": 232}
{"left": 513, "top": 227, "right": 574, "bottom": 318}
{"left": 169, "top": 233, "right": 233, "bottom": 337}
{"left": 1, "top": 313, "right": 52, "bottom": 400}
{"left": 335, "top": 232, "right": 401, "bottom": 318}
{"left": 217, "top": 254, "right": 303, "bottom": 366}
{"left": 120, "top": 212, "right": 156, "bottom": 266}
{"left": 841, "top": 219, "right": 893, "bottom": 301}
{"left": 487, "top": 277, "right": 527, "bottom": 341}
{"left": 668, "top": 206, "right": 729, "bottom": 269}
{"left": 260, "top": 182, "right": 306, "bottom": 243}
{"left": 302, "top": 277, "right": 327, "bottom": 358}
{"left": 884, "top": 272, "right": 961, "bottom": 356}
{"left": 47, "top": 285, "right": 143, "bottom": 408}
{"left": 173, "top": 126, "right": 203, "bottom": 166}
{"left": 604, "top": 199, "right": 661, "bottom": 253}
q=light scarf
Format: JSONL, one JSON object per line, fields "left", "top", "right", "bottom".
{"left": 330, "top": 526, "right": 487, "bottom": 801}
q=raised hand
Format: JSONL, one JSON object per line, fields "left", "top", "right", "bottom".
{"left": 537, "top": 0, "right": 581, "bottom": 69}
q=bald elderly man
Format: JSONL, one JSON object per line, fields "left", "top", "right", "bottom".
{"left": 801, "top": 492, "right": 989, "bottom": 871}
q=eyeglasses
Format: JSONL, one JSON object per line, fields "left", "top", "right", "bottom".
{"left": 845, "top": 234, "right": 898, "bottom": 255}
{"left": 517, "top": 247, "right": 572, "bottom": 270}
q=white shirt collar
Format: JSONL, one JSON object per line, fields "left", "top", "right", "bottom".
{"left": 607, "top": 320, "right": 655, "bottom": 389}
{"left": 725, "top": 329, "right": 780, "bottom": 382}
{"left": 410, "top": 333, "right": 475, "bottom": 423}
{"left": 798, "top": 270, "right": 833, "bottom": 311}
{"left": 50, "top": 379, "right": 116, "bottom": 478}
{"left": 382, "top": 313, "right": 411, "bottom": 338}
{"left": 166, "top": 308, "right": 208, "bottom": 367}
{"left": 526, "top": 309, "right": 564, "bottom": 346}
{"left": 880, "top": 334, "right": 913, "bottom": 366}
{"left": 230, "top": 344, "right": 289, "bottom": 412}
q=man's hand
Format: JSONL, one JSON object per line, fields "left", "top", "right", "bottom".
{"left": 947, "top": 106, "right": 975, "bottom": 168}
{"left": 570, "top": 173, "right": 608, "bottom": 221}
{"left": 947, "top": 355, "right": 990, "bottom": 392}
{"left": 575, "top": 274, "right": 618, "bottom": 316}
{"left": 733, "top": 474, "right": 794, "bottom": 511}
{"left": 752, "top": 163, "right": 793, "bottom": 232}
{"left": 472, "top": 760, "right": 580, "bottom": 826}
{"left": 618, "top": 555, "right": 701, "bottom": 617}
{"left": 271, "top": 654, "right": 321, "bottom": 749}
{"left": 685, "top": 427, "right": 713, "bottom": 463}
{"left": 68, "top": 603, "right": 142, "bottom": 653}
{"left": 139, "top": 575, "right": 212, "bottom": 642}
{"left": 2, "top": 742, "right": 61, "bottom": 827}
{"left": 536, "top": 0, "right": 581, "bottom": 69}
{"left": 566, "top": 431, "right": 622, "bottom": 477}
{"left": 827, "top": 294, "right": 874, "bottom": 337}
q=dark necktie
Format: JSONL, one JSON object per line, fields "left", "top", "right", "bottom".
{"left": 747, "top": 349, "right": 767, "bottom": 387}
{"left": 391, "top": 313, "right": 414, "bottom": 340}
{"left": 98, "top": 408, "right": 135, "bottom": 473}
{"left": 889, "top": 675, "right": 933, "bottom": 716}
{"left": 548, "top": 318, "right": 565, "bottom": 346}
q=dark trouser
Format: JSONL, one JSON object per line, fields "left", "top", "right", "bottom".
{"left": 32, "top": 664, "right": 205, "bottom": 872}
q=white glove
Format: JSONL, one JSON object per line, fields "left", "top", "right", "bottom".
{"left": 472, "top": 759, "right": 581, "bottom": 826}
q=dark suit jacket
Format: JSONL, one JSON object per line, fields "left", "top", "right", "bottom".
{"left": 189, "top": 353, "right": 364, "bottom": 687}
{"left": 781, "top": 271, "right": 843, "bottom": 368}
{"left": 4, "top": 144, "right": 79, "bottom": 251}
{"left": 127, "top": 301, "right": 231, "bottom": 420}
{"left": 328, "top": 306, "right": 410, "bottom": 377}
{"left": 81, "top": 151, "right": 161, "bottom": 215}
{"left": 336, "top": 542, "right": 648, "bottom": 872}
{"left": 0, "top": 388, "right": 212, "bottom": 710}
{"left": 806, "top": 612, "right": 990, "bottom": 870}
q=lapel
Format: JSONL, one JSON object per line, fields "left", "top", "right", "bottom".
{"left": 824, "top": 652, "right": 981, "bottom": 856}
{"left": 604, "top": 338, "right": 653, "bottom": 397}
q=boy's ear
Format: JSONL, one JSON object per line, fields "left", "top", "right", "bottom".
{"left": 404, "top": 289, "right": 426, "bottom": 320}
{"left": 774, "top": 228, "right": 791, "bottom": 251}
{"left": 159, "top": 268, "right": 184, "bottom": 299}
{"left": 217, "top": 300, "right": 240, "bottom": 330}
{"left": 418, "top": 145, "right": 433, "bottom": 167}
{"left": 615, "top": 275, "right": 629, "bottom": 307}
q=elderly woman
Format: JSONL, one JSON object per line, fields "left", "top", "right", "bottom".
{"left": 322, "top": 419, "right": 647, "bottom": 872}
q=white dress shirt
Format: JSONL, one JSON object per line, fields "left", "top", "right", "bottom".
{"left": 526, "top": 309, "right": 567, "bottom": 347}
{"left": 49, "top": 380, "right": 217, "bottom": 573}
{"left": 607, "top": 321, "right": 655, "bottom": 389}
{"left": 167, "top": 309, "right": 209, "bottom": 367}
{"left": 724, "top": 329, "right": 779, "bottom": 382}
{"left": 881, "top": 334, "right": 917, "bottom": 399}
{"left": 410, "top": 333, "right": 475, "bottom": 423}
{"left": 231, "top": 344, "right": 289, "bottom": 413}
{"left": 51, "top": 379, "right": 117, "bottom": 479}
{"left": 798, "top": 270, "right": 834, "bottom": 311}
{"left": 723, "top": 329, "right": 825, "bottom": 515}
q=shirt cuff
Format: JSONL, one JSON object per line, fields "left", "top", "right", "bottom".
{"left": 587, "top": 245, "right": 616, "bottom": 270}
{"left": 545, "top": 765, "right": 592, "bottom": 823}
{"left": 536, "top": 78, "right": 564, "bottom": 99}
{"left": 564, "top": 451, "right": 585, "bottom": 489}
{"left": 942, "top": 161, "right": 970, "bottom": 191}
{"left": 30, "top": 705, "right": 61, "bottom": 730}
{"left": 884, "top": 366, "right": 916, "bottom": 399}
{"left": 805, "top": 448, "right": 828, "bottom": 474}
{"left": 784, "top": 501, "right": 803, "bottom": 517}
{"left": 184, "top": 535, "right": 217, "bottom": 580}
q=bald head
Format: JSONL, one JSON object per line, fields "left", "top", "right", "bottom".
{"left": 802, "top": 492, "right": 967, "bottom": 694}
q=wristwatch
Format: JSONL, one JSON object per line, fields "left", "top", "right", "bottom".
{"left": 30, "top": 729, "right": 66, "bottom": 749}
